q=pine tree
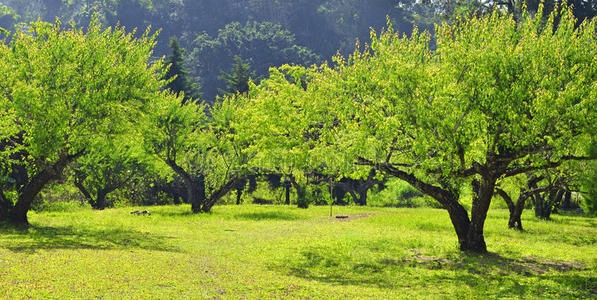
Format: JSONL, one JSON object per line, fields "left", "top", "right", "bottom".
{"left": 165, "top": 37, "right": 199, "bottom": 103}
{"left": 218, "top": 56, "right": 255, "bottom": 96}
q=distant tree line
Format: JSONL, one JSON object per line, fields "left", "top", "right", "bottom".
{"left": 5, "top": 0, "right": 593, "bottom": 100}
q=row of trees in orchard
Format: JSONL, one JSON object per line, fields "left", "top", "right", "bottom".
{"left": 235, "top": 6, "right": 596, "bottom": 252}
{"left": 0, "top": 6, "right": 595, "bottom": 253}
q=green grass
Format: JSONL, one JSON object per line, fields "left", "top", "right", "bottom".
{"left": 0, "top": 205, "right": 595, "bottom": 299}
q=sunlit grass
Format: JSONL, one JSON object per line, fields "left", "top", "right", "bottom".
{"left": 0, "top": 205, "right": 595, "bottom": 299}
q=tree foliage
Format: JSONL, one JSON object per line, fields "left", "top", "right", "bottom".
{"left": 141, "top": 92, "right": 249, "bottom": 213}
{"left": 189, "top": 21, "right": 319, "bottom": 100}
{"left": 238, "top": 6, "right": 597, "bottom": 252}
{"left": 218, "top": 56, "right": 255, "bottom": 96}
{"left": 0, "top": 19, "right": 166, "bottom": 225}
{"left": 164, "top": 37, "right": 199, "bottom": 102}
{"left": 71, "top": 137, "right": 149, "bottom": 210}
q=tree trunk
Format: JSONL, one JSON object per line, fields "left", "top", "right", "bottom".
{"left": 510, "top": 210, "right": 523, "bottom": 230}
{"left": 167, "top": 160, "right": 204, "bottom": 213}
{"left": 94, "top": 191, "right": 108, "bottom": 210}
{"left": 368, "top": 160, "right": 474, "bottom": 251}
{"left": 533, "top": 193, "right": 542, "bottom": 218}
{"left": 510, "top": 195, "right": 526, "bottom": 231}
{"left": 284, "top": 183, "right": 290, "bottom": 205}
{"left": 181, "top": 172, "right": 201, "bottom": 213}
{"left": 446, "top": 203, "right": 472, "bottom": 251}
{"left": 236, "top": 187, "right": 242, "bottom": 205}
{"left": 347, "top": 190, "right": 360, "bottom": 205}
{"left": 202, "top": 176, "right": 242, "bottom": 212}
{"left": 296, "top": 187, "right": 308, "bottom": 208}
{"left": 535, "top": 188, "right": 561, "bottom": 220}
{"left": 562, "top": 190, "right": 572, "bottom": 209}
{"left": 74, "top": 178, "right": 95, "bottom": 207}
{"left": 353, "top": 169, "right": 375, "bottom": 206}
{"left": 496, "top": 188, "right": 525, "bottom": 231}
{"left": 357, "top": 188, "right": 368, "bottom": 206}
{"left": 463, "top": 177, "right": 495, "bottom": 253}
{"left": 289, "top": 178, "right": 308, "bottom": 209}
{"left": 5, "top": 152, "right": 81, "bottom": 226}
{"left": 553, "top": 189, "right": 565, "bottom": 212}
{"left": 9, "top": 172, "right": 55, "bottom": 225}
{"left": 496, "top": 188, "right": 518, "bottom": 230}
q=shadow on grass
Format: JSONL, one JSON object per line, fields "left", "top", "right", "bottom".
{"left": 148, "top": 209, "right": 197, "bottom": 217}
{"left": 234, "top": 212, "right": 306, "bottom": 221}
{"left": 275, "top": 246, "right": 594, "bottom": 297}
{"left": 0, "top": 224, "right": 178, "bottom": 253}
{"left": 547, "top": 215, "right": 597, "bottom": 227}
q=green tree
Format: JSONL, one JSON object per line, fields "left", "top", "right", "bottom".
{"left": 141, "top": 92, "right": 248, "bottom": 213}
{"left": 0, "top": 19, "right": 166, "bottom": 226}
{"left": 0, "top": 4, "right": 19, "bottom": 33}
{"left": 239, "top": 7, "right": 596, "bottom": 252}
{"left": 218, "top": 55, "right": 255, "bottom": 96}
{"left": 235, "top": 65, "right": 359, "bottom": 209}
{"left": 165, "top": 37, "right": 199, "bottom": 102}
{"left": 71, "top": 138, "right": 149, "bottom": 210}
{"left": 189, "top": 21, "right": 319, "bottom": 101}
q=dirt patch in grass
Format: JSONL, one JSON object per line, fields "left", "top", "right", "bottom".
{"left": 512, "top": 256, "right": 586, "bottom": 275}
{"left": 379, "top": 250, "right": 587, "bottom": 275}
{"left": 330, "top": 213, "right": 378, "bottom": 222}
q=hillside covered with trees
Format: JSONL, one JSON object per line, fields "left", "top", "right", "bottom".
{"left": 5, "top": 0, "right": 593, "bottom": 100}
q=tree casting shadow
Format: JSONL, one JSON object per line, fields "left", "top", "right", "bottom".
{"left": 0, "top": 224, "right": 178, "bottom": 253}
{"left": 234, "top": 212, "right": 306, "bottom": 221}
{"left": 275, "top": 245, "right": 594, "bottom": 297}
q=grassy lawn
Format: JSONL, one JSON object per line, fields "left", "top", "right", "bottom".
{"left": 0, "top": 205, "right": 595, "bottom": 299}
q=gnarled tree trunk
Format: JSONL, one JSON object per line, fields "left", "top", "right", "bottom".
{"left": 372, "top": 161, "right": 477, "bottom": 251}
{"left": 166, "top": 160, "right": 205, "bottom": 213}
{"left": 202, "top": 176, "right": 242, "bottom": 212}
{"left": 496, "top": 188, "right": 524, "bottom": 230}
{"left": 284, "top": 181, "right": 291, "bottom": 205}
{"left": 4, "top": 152, "right": 82, "bottom": 226}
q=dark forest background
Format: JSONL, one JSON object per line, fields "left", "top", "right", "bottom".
{"left": 1, "top": 0, "right": 595, "bottom": 100}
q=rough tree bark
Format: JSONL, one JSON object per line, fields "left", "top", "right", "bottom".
{"left": 333, "top": 169, "right": 377, "bottom": 206}
{"left": 166, "top": 159, "right": 205, "bottom": 213}
{"left": 74, "top": 171, "right": 134, "bottom": 210}
{"left": 496, "top": 175, "right": 548, "bottom": 231}
{"left": 236, "top": 187, "right": 243, "bottom": 205}
{"left": 465, "top": 177, "right": 495, "bottom": 252}
{"left": 534, "top": 188, "right": 562, "bottom": 220}
{"left": 496, "top": 188, "right": 524, "bottom": 230}
{"left": 535, "top": 188, "right": 563, "bottom": 220}
{"left": 3, "top": 151, "right": 83, "bottom": 226}
{"left": 202, "top": 176, "right": 243, "bottom": 212}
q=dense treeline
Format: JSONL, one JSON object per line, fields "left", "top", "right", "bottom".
{"left": 0, "top": 1, "right": 596, "bottom": 254}
{"left": 0, "top": 0, "right": 426, "bottom": 100}
{"left": 3, "top": 0, "right": 593, "bottom": 100}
